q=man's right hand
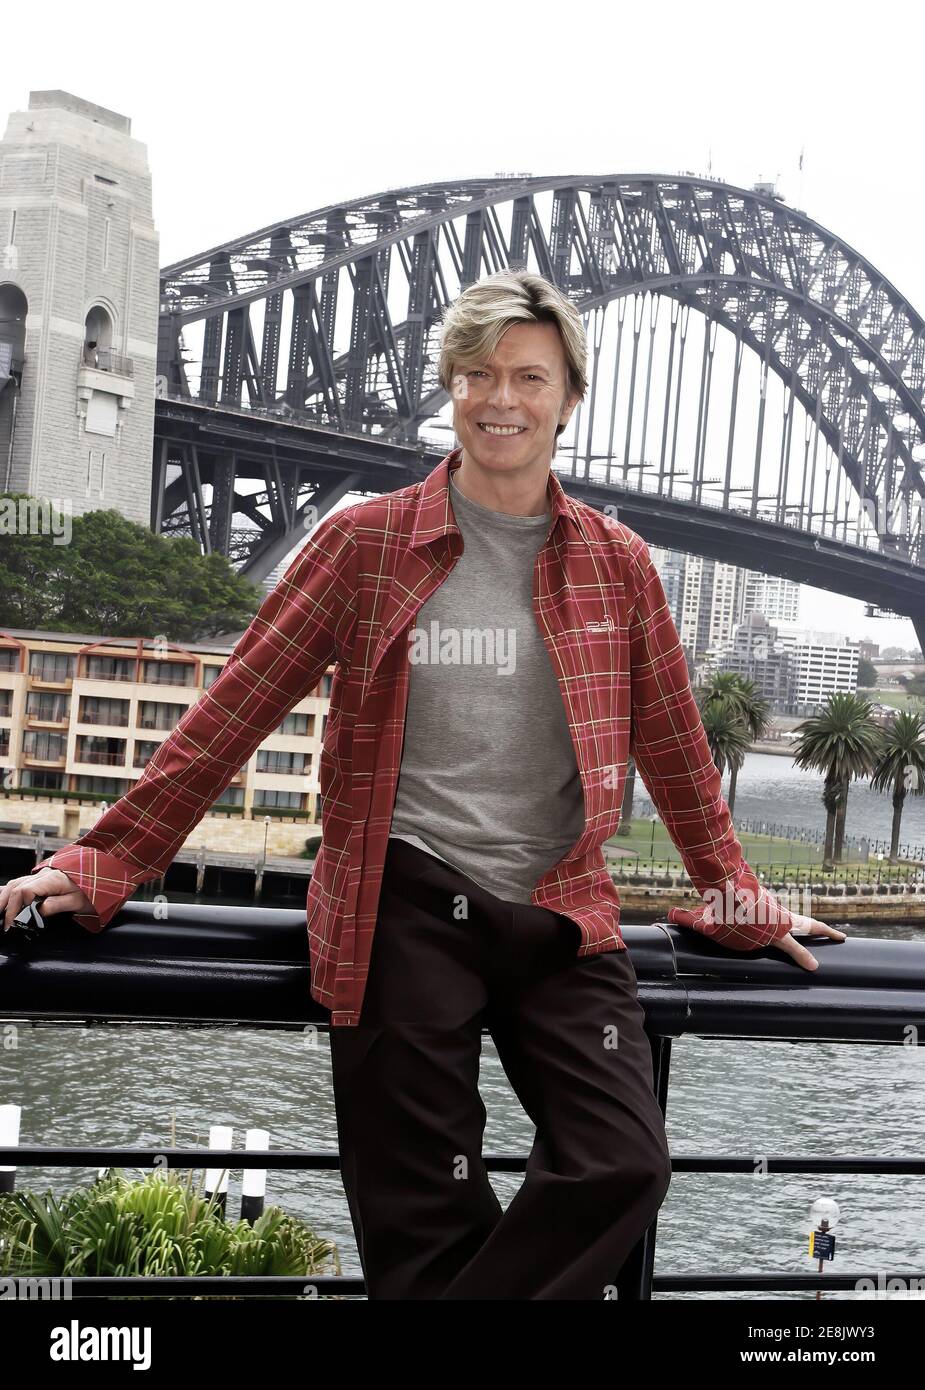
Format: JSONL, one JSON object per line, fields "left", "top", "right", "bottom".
{"left": 0, "top": 868, "right": 95, "bottom": 931}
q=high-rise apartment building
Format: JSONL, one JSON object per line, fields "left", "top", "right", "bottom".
{"left": 742, "top": 571, "right": 800, "bottom": 625}
{"left": 772, "top": 626, "right": 859, "bottom": 708}
{"left": 711, "top": 611, "right": 794, "bottom": 705}
{"left": 651, "top": 548, "right": 802, "bottom": 668}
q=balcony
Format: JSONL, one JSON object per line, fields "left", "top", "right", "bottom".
{"left": 78, "top": 751, "right": 126, "bottom": 767}
{"left": 139, "top": 671, "right": 195, "bottom": 687}
{"left": 80, "top": 668, "right": 135, "bottom": 684}
{"left": 76, "top": 345, "right": 134, "bottom": 435}
{"left": 79, "top": 344, "right": 134, "bottom": 377}
{"left": 28, "top": 674, "right": 73, "bottom": 688}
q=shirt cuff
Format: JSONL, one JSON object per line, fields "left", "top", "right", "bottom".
{"left": 666, "top": 864, "right": 794, "bottom": 950}
{"left": 30, "top": 846, "right": 141, "bottom": 932}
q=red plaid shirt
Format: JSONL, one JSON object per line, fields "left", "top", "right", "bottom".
{"left": 33, "top": 446, "right": 792, "bottom": 1025}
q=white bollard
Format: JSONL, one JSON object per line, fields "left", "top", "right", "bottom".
{"left": 241, "top": 1128, "right": 270, "bottom": 1224}
{"left": 204, "top": 1124, "right": 233, "bottom": 1216}
{"left": 0, "top": 1103, "right": 21, "bottom": 1194}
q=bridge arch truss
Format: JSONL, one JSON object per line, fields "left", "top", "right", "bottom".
{"left": 156, "top": 175, "right": 925, "bottom": 579}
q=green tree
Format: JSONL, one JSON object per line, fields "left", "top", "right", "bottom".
{"left": 869, "top": 709, "right": 925, "bottom": 863}
{"left": 857, "top": 655, "right": 878, "bottom": 688}
{"left": 695, "top": 671, "right": 770, "bottom": 818}
{"left": 0, "top": 497, "right": 263, "bottom": 640}
{"left": 791, "top": 692, "right": 885, "bottom": 869}
{"left": 897, "top": 671, "right": 925, "bottom": 700}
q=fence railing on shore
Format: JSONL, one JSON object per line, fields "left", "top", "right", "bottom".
{"left": 609, "top": 858, "right": 925, "bottom": 892}
{"left": 1, "top": 902, "right": 924, "bottom": 1298}
{"left": 634, "top": 800, "right": 925, "bottom": 864}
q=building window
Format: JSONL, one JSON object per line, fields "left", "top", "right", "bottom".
{"left": 26, "top": 691, "right": 69, "bottom": 721}
{"left": 29, "top": 651, "right": 76, "bottom": 682}
{"left": 85, "top": 655, "right": 134, "bottom": 682}
{"left": 142, "top": 660, "right": 195, "bottom": 686}
{"left": 133, "top": 740, "right": 162, "bottom": 769}
{"left": 22, "top": 731, "right": 66, "bottom": 760}
{"left": 211, "top": 785, "right": 245, "bottom": 808}
{"left": 83, "top": 304, "right": 113, "bottom": 364}
{"left": 74, "top": 775, "right": 129, "bottom": 797}
{"left": 20, "top": 770, "right": 63, "bottom": 791}
{"left": 276, "top": 711, "right": 310, "bottom": 736}
{"left": 202, "top": 664, "right": 223, "bottom": 688}
{"left": 256, "top": 749, "right": 307, "bottom": 774}
{"left": 253, "top": 789, "right": 304, "bottom": 810}
{"left": 76, "top": 735, "right": 126, "bottom": 767}
{"left": 0, "top": 648, "right": 19, "bottom": 672}
{"left": 0, "top": 729, "right": 9, "bottom": 757}
{"left": 0, "top": 691, "right": 13, "bottom": 718}
{"left": 79, "top": 695, "right": 129, "bottom": 726}
{"left": 86, "top": 393, "right": 116, "bottom": 439}
{"left": 137, "top": 701, "right": 188, "bottom": 731}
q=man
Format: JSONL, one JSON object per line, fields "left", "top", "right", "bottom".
{"left": 1, "top": 270, "right": 845, "bottom": 1300}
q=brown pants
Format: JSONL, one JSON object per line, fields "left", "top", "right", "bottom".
{"left": 328, "top": 836, "right": 672, "bottom": 1300}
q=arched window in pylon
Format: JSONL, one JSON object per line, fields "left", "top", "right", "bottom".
{"left": 83, "top": 305, "right": 114, "bottom": 370}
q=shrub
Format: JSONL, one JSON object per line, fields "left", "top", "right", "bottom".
{"left": 0, "top": 1166, "right": 342, "bottom": 1299}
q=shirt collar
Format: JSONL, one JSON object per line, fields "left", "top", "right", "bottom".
{"left": 410, "top": 445, "right": 588, "bottom": 549}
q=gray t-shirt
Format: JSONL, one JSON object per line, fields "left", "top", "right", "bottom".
{"left": 388, "top": 470, "right": 585, "bottom": 903}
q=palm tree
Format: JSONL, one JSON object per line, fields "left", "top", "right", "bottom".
{"left": 695, "top": 672, "right": 771, "bottom": 818}
{"left": 869, "top": 709, "right": 925, "bottom": 862}
{"left": 699, "top": 700, "right": 753, "bottom": 818}
{"left": 791, "top": 691, "right": 885, "bottom": 869}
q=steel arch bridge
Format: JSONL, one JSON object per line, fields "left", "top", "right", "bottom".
{"left": 153, "top": 174, "right": 925, "bottom": 646}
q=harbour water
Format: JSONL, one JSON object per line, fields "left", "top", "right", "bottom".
{"left": 640, "top": 751, "right": 925, "bottom": 853}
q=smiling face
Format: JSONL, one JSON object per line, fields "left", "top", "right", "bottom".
{"left": 451, "top": 319, "right": 581, "bottom": 475}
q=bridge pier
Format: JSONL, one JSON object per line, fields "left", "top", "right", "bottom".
{"left": 912, "top": 616, "right": 925, "bottom": 665}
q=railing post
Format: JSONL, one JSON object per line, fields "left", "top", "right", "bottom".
{"left": 0, "top": 1103, "right": 20, "bottom": 1194}
{"left": 614, "top": 1033, "right": 672, "bottom": 1300}
{"left": 240, "top": 1129, "right": 269, "bottom": 1223}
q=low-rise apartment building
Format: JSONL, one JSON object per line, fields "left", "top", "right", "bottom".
{"left": 0, "top": 627, "right": 332, "bottom": 825}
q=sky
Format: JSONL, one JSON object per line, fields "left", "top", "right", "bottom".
{"left": 3, "top": 0, "right": 924, "bottom": 653}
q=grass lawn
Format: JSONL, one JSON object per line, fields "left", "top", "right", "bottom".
{"left": 609, "top": 818, "right": 824, "bottom": 864}
{"left": 857, "top": 687, "right": 925, "bottom": 713}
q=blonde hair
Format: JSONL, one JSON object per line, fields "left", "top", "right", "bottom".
{"left": 437, "top": 270, "right": 588, "bottom": 437}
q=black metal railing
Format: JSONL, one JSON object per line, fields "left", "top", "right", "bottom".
{"left": 79, "top": 344, "right": 134, "bottom": 377}
{"left": 636, "top": 804, "right": 925, "bottom": 865}
{"left": 1, "top": 904, "right": 924, "bottom": 1299}
{"left": 611, "top": 858, "right": 925, "bottom": 890}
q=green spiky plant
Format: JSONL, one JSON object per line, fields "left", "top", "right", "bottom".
{"left": 0, "top": 1166, "right": 343, "bottom": 1300}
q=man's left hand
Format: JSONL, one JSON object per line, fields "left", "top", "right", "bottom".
{"left": 772, "top": 913, "right": 847, "bottom": 971}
